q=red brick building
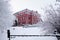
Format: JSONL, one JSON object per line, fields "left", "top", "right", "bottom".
{"left": 14, "top": 9, "right": 41, "bottom": 26}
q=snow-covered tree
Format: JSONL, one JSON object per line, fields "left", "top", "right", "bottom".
{"left": 44, "top": 1, "right": 60, "bottom": 34}
{"left": 0, "top": 0, "right": 15, "bottom": 40}
{"left": 0, "top": 0, "right": 15, "bottom": 31}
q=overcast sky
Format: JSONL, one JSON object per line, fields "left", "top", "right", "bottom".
{"left": 9, "top": 0, "right": 56, "bottom": 14}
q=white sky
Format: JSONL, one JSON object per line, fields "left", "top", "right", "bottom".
{"left": 9, "top": 0, "right": 56, "bottom": 14}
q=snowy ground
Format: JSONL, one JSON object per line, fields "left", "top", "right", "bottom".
{"left": 8, "top": 27, "right": 57, "bottom": 40}
{"left": 0, "top": 26, "right": 58, "bottom": 40}
{"left": 11, "top": 37, "right": 57, "bottom": 40}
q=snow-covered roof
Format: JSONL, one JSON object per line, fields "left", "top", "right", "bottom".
{"left": 14, "top": 9, "right": 40, "bottom": 17}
